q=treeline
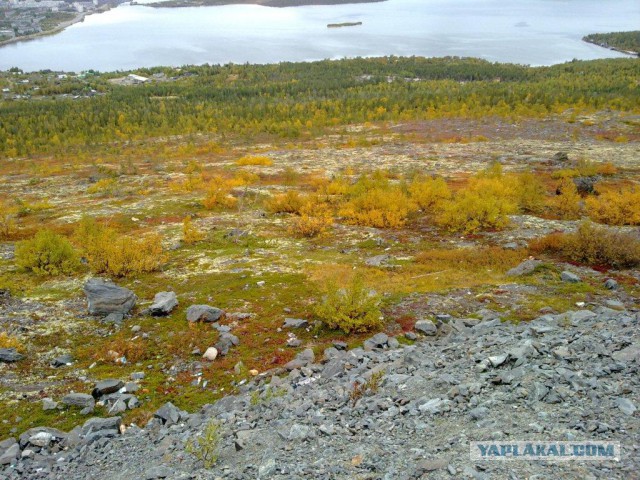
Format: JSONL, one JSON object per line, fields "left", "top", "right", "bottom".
{"left": 1, "top": 56, "right": 639, "bottom": 156}
{"left": 583, "top": 31, "right": 640, "bottom": 54}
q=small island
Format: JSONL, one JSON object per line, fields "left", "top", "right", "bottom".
{"left": 327, "top": 21, "right": 363, "bottom": 28}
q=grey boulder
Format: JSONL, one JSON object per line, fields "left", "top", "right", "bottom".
{"left": 284, "top": 348, "right": 315, "bottom": 371}
{"left": 0, "top": 348, "right": 24, "bottom": 363}
{"left": 62, "top": 393, "right": 95, "bottom": 410}
{"left": 283, "top": 318, "right": 308, "bottom": 329}
{"left": 186, "top": 304, "right": 224, "bottom": 323}
{"left": 154, "top": 402, "right": 187, "bottom": 426}
{"left": 560, "top": 271, "right": 580, "bottom": 283}
{"left": 149, "top": 291, "right": 178, "bottom": 316}
{"left": 506, "top": 259, "right": 542, "bottom": 277}
{"left": 214, "top": 332, "right": 240, "bottom": 356}
{"left": 50, "top": 354, "right": 73, "bottom": 368}
{"left": 415, "top": 320, "right": 437, "bottom": 336}
{"left": 84, "top": 278, "right": 137, "bottom": 316}
{"left": 0, "top": 443, "right": 19, "bottom": 465}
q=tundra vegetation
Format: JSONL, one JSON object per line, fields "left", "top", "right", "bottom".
{"left": 0, "top": 56, "right": 639, "bottom": 439}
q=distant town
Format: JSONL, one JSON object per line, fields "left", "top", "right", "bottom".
{"left": 0, "top": 0, "right": 126, "bottom": 43}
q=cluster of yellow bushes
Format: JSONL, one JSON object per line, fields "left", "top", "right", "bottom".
{"left": 15, "top": 218, "right": 166, "bottom": 278}
{"left": 266, "top": 191, "right": 333, "bottom": 237}
{"left": 73, "top": 218, "right": 166, "bottom": 277}
{"left": 264, "top": 161, "right": 639, "bottom": 235}
{"left": 202, "top": 171, "right": 259, "bottom": 210}
{"left": 268, "top": 165, "right": 548, "bottom": 235}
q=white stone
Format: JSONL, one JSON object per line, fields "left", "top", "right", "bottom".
{"left": 202, "top": 347, "right": 218, "bottom": 361}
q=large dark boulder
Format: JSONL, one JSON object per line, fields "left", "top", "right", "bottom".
{"left": 83, "top": 278, "right": 137, "bottom": 316}
{"left": 92, "top": 379, "right": 124, "bottom": 398}
{"left": 573, "top": 176, "right": 597, "bottom": 195}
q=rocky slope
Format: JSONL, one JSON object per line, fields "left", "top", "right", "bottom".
{"left": 1, "top": 299, "right": 638, "bottom": 480}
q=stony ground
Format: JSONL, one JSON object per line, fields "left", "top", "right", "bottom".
{"left": 1, "top": 114, "right": 639, "bottom": 479}
{"left": 1, "top": 294, "right": 638, "bottom": 480}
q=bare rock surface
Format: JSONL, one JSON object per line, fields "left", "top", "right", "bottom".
{"left": 1, "top": 303, "right": 637, "bottom": 480}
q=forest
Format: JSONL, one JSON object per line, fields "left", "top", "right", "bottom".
{"left": 583, "top": 31, "right": 640, "bottom": 54}
{"left": 1, "top": 56, "right": 639, "bottom": 157}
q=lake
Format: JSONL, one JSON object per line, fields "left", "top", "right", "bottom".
{"left": 1, "top": 0, "right": 639, "bottom": 72}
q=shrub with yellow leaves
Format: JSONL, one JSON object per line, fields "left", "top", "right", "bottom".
{"left": 0, "top": 199, "right": 17, "bottom": 240}
{"left": 182, "top": 216, "right": 205, "bottom": 244}
{"left": 340, "top": 187, "right": 412, "bottom": 228}
{"left": 437, "top": 166, "right": 518, "bottom": 233}
{"left": 585, "top": 187, "right": 640, "bottom": 225}
{"left": 15, "top": 229, "right": 80, "bottom": 276}
{"left": 408, "top": 175, "right": 451, "bottom": 212}
{"left": 73, "top": 217, "right": 166, "bottom": 277}
{"left": 265, "top": 190, "right": 305, "bottom": 215}
{"left": 202, "top": 176, "right": 238, "bottom": 210}
{"left": 550, "top": 178, "right": 582, "bottom": 219}
{"left": 235, "top": 155, "right": 273, "bottom": 166}
{"left": 289, "top": 198, "right": 334, "bottom": 238}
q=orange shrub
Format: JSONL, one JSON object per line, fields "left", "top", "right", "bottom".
{"left": 597, "top": 162, "right": 618, "bottom": 176}
{"left": 415, "top": 246, "right": 523, "bottom": 273}
{"left": 529, "top": 221, "right": 640, "bottom": 268}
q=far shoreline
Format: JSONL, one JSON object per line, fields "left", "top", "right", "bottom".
{"left": 142, "top": 0, "right": 385, "bottom": 8}
{"left": 0, "top": 5, "right": 117, "bottom": 49}
{"left": 0, "top": 0, "right": 385, "bottom": 50}
{"left": 582, "top": 37, "right": 639, "bottom": 58}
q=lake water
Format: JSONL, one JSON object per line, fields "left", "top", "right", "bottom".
{"left": 1, "top": 0, "right": 639, "bottom": 72}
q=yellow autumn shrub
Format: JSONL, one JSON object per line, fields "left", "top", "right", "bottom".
{"left": 289, "top": 199, "right": 333, "bottom": 238}
{"left": 202, "top": 176, "right": 238, "bottom": 210}
{"left": 408, "top": 175, "right": 451, "bottom": 212}
{"left": 585, "top": 188, "right": 640, "bottom": 226}
{"left": 182, "top": 216, "right": 205, "bottom": 244}
{"left": 74, "top": 217, "right": 166, "bottom": 277}
{"left": 340, "top": 187, "right": 412, "bottom": 228}
{"left": 15, "top": 229, "right": 80, "bottom": 276}
{"left": 437, "top": 169, "right": 518, "bottom": 233}
{"left": 235, "top": 155, "right": 273, "bottom": 166}
{"left": 511, "top": 171, "right": 546, "bottom": 214}
{"left": 265, "top": 190, "right": 305, "bottom": 215}
{"left": 87, "top": 178, "right": 118, "bottom": 195}
{"left": 0, "top": 332, "right": 24, "bottom": 352}
{"left": 314, "top": 275, "right": 382, "bottom": 334}
{"left": 0, "top": 199, "right": 17, "bottom": 240}
{"left": 550, "top": 178, "right": 582, "bottom": 219}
